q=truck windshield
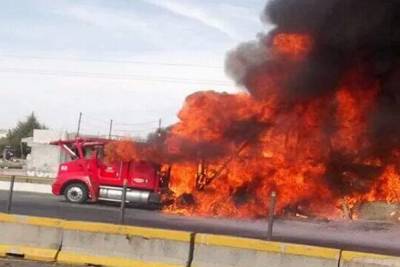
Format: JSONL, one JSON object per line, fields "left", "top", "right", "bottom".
{"left": 60, "top": 145, "right": 78, "bottom": 162}
{"left": 83, "top": 147, "right": 95, "bottom": 159}
{"left": 83, "top": 145, "right": 105, "bottom": 160}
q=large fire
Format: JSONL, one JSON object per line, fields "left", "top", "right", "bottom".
{"left": 106, "top": 0, "right": 400, "bottom": 219}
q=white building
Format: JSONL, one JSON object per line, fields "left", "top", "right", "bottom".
{"left": 0, "top": 129, "right": 8, "bottom": 139}
{"left": 23, "top": 129, "right": 68, "bottom": 178}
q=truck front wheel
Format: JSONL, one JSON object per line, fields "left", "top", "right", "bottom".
{"left": 64, "top": 183, "right": 88, "bottom": 204}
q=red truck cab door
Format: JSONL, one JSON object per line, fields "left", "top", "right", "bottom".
{"left": 97, "top": 161, "right": 123, "bottom": 186}
{"left": 127, "top": 161, "right": 159, "bottom": 192}
{"left": 96, "top": 160, "right": 159, "bottom": 192}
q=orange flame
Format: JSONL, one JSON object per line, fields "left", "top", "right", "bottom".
{"left": 105, "top": 33, "right": 400, "bottom": 220}
{"left": 273, "top": 33, "right": 313, "bottom": 59}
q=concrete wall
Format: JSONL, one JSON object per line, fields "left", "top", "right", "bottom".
{"left": 0, "top": 130, "right": 7, "bottom": 139}
{"left": 25, "top": 130, "right": 67, "bottom": 178}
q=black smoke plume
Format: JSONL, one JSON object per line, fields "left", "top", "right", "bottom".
{"left": 226, "top": 0, "right": 400, "bottom": 160}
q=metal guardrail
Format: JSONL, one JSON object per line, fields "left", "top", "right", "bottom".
{"left": 0, "top": 175, "right": 132, "bottom": 225}
{"left": 0, "top": 161, "right": 24, "bottom": 169}
{"left": 0, "top": 175, "right": 53, "bottom": 185}
{"left": 6, "top": 176, "right": 15, "bottom": 213}
{"left": 1, "top": 175, "right": 53, "bottom": 214}
{"left": 0, "top": 174, "right": 275, "bottom": 234}
{"left": 1, "top": 175, "right": 54, "bottom": 214}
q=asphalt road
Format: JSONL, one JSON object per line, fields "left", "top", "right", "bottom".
{"left": 1, "top": 191, "right": 400, "bottom": 256}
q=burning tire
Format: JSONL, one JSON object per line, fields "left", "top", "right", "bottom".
{"left": 64, "top": 183, "right": 88, "bottom": 204}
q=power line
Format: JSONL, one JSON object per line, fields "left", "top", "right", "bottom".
{"left": 0, "top": 67, "right": 232, "bottom": 87}
{"left": 0, "top": 54, "right": 223, "bottom": 69}
{"left": 113, "top": 128, "right": 157, "bottom": 132}
{"left": 83, "top": 113, "right": 161, "bottom": 127}
{"left": 113, "top": 120, "right": 159, "bottom": 127}
{"left": 78, "top": 112, "right": 164, "bottom": 137}
{"left": 83, "top": 114, "right": 110, "bottom": 124}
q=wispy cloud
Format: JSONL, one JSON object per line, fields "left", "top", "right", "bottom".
{"left": 0, "top": 0, "right": 263, "bottom": 130}
{"left": 141, "top": 0, "right": 239, "bottom": 40}
{"left": 53, "top": 4, "right": 148, "bottom": 32}
{"left": 49, "top": 3, "right": 166, "bottom": 49}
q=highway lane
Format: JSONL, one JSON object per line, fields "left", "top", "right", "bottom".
{"left": 1, "top": 190, "right": 400, "bottom": 256}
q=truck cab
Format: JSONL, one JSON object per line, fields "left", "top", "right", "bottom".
{"left": 51, "top": 138, "right": 164, "bottom": 205}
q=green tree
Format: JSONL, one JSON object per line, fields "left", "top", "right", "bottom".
{"left": 1, "top": 113, "right": 47, "bottom": 158}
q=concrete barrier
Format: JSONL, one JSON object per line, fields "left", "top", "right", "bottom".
{"left": 192, "top": 233, "right": 340, "bottom": 267}
{"left": 340, "top": 251, "right": 400, "bottom": 267}
{"left": 0, "top": 213, "right": 62, "bottom": 262}
{"left": 57, "top": 220, "right": 192, "bottom": 267}
{"left": 2, "top": 212, "right": 400, "bottom": 267}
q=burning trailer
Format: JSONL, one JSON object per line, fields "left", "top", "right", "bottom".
{"left": 147, "top": 0, "right": 400, "bottom": 220}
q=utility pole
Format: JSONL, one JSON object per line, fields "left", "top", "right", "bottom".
{"left": 158, "top": 118, "right": 162, "bottom": 136}
{"left": 76, "top": 112, "right": 82, "bottom": 138}
{"left": 20, "top": 142, "right": 24, "bottom": 159}
{"left": 267, "top": 191, "right": 277, "bottom": 241}
{"left": 108, "top": 119, "right": 113, "bottom": 139}
{"left": 6, "top": 176, "right": 15, "bottom": 213}
{"left": 120, "top": 179, "right": 128, "bottom": 224}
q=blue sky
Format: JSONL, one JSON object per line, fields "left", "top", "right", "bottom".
{"left": 0, "top": 0, "right": 268, "bottom": 137}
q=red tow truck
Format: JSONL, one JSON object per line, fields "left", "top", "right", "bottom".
{"left": 51, "top": 138, "right": 166, "bottom": 205}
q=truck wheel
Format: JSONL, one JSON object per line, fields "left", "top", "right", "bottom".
{"left": 64, "top": 183, "right": 88, "bottom": 204}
